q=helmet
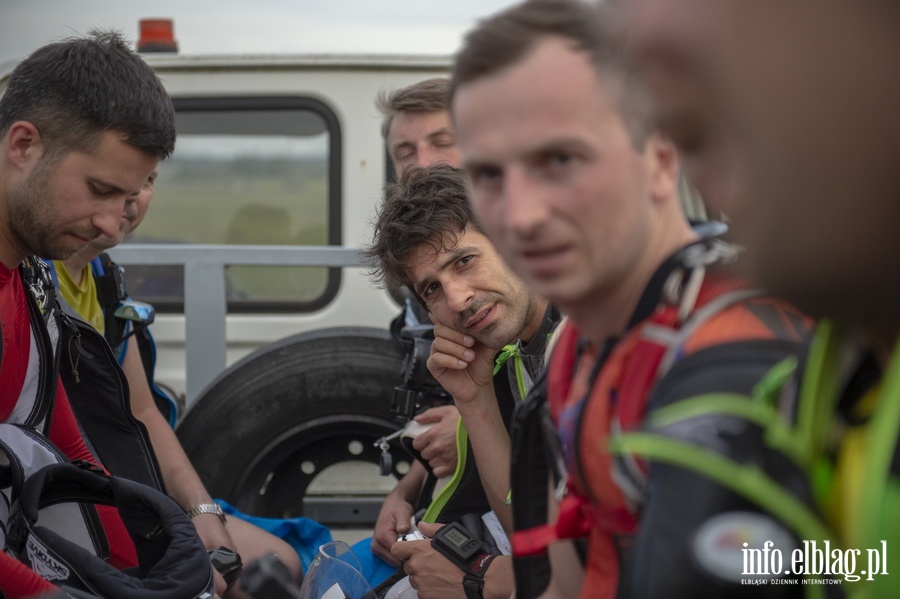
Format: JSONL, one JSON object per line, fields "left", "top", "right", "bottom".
{"left": 7, "top": 463, "right": 215, "bottom": 598}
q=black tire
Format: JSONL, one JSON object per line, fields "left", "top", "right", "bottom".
{"left": 176, "top": 326, "right": 410, "bottom": 524}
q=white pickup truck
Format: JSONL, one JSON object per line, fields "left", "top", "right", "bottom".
{"left": 1, "top": 50, "right": 451, "bottom": 529}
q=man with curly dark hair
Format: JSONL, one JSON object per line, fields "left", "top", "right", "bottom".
{"left": 367, "top": 164, "right": 561, "bottom": 598}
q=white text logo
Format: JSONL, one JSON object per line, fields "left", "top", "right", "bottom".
{"left": 742, "top": 540, "right": 889, "bottom": 583}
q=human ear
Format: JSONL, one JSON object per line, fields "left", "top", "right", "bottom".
{"left": 5, "top": 121, "right": 44, "bottom": 171}
{"left": 645, "top": 133, "right": 680, "bottom": 205}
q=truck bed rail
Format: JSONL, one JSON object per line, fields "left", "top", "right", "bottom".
{"left": 109, "top": 244, "right": 366, "bottom": 401}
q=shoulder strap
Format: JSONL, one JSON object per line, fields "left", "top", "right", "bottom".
{"left": 133, "top": 326, "right": 179, "bottom": 427}
{"left": 46, "top": 259, "right": 59, "bottom": 289}
{"left": 55, "top": 310, "right": 166, "bottom": 493}
{"left": 88, "top": 256, "right": 177, "bottom": 424}
{"left": 509, "top": 371, "right": 556, "bottom": 597}
{"left": 617, "top": 276, "right": 759, "bottom": 432}
{"left": 92, "top": 253, "right": 125, "bottom": 307}
{"left": 546, "top": 320, "right": 581, "bottom": 422}
{"left": 91, "top": 252, "right": 129, "bottom": 350}
{"left": 15, "top": 258, "right": 59, "bottom": 433}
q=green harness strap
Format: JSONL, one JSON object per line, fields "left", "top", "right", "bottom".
{"left": 612, "top": 323, "right": 900, "bottom": 599}
{"left": 645, "top": 389, "right": 807, "bottom": 467}
{"left": 795, "top": 321, "right": 844, "bottom": 504}
{"left": 494, "top": 343, "right": 528, "bottom": 400}
{"left": 789, "top": 324, "right": 900, "bottom": 598}
{"left": 855, "top": 334, "right": 900, "bottom": 599}
{"left": 422, "top": 417, "right": 471, "bottom": 523}
{"left": 793, "top": 322, "right": 900, "bottom": 589}
{"left": 610, "top": 426, "right": 832, "bottom": 599}
{"left": 609, "top": 425, "right": 838, "bottom": 547}
{"left": 609, "top": 337, "right": 834, "bottom": 597}
{"left": 423, "top": 345, "right": 528, "bottom": 522}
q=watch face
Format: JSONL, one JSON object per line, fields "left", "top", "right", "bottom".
{"left": 444, "top": 527, "right": 470, "bottom": 548}
{"left": 434, "top": 523, "right": 484, "bottom": 563}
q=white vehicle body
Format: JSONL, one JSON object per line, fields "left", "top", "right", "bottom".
{"left": 109, "top": 53, "right": 450, "bottom": 403}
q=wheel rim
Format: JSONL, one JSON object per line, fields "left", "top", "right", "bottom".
{"left": 227, "top": 414, "right": 412, "bottom": 524}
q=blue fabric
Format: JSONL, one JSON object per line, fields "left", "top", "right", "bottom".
{"left": 215, "top": 500, "right": 333, "bottom": 573}
{"left": 349, "top": 536, "right": 398, "bottom": 586}
{"left": 214, "top": 500, "right": 397, "bottom": 584}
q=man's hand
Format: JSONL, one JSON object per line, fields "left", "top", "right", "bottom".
{"left": 391, "top": 523, "right": 462, "bottom": 598}
{"left": 372, "top": 487, "right": 416, "bottom": 567}
{"left": 191, "top": 513, "right": 238, "bottom": 598}
{"left": 427, "top": 320, "right": 496, "bottom": 405}
{"left": 392, "top": 522, "right": 512, "bottom": 599}
{"left": 427, "top": 319, "right": 514, "bottom": 532}
{"left": 411, "top": 405, "right": 461, "bottom": 477}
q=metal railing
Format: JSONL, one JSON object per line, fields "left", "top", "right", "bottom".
{"left": 108, "top": 244, "right": 365, "bottom": 401}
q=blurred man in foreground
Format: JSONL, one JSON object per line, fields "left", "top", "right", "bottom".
{"left": 622, "top": 0, "right": 899, "bottom": 595}
{"left": 451, "top": 0, "right": 812, "bottom": 596}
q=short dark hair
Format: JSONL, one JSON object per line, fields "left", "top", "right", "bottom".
{"left": 377, "top": 78, "right": 452, "bottom": 141}
{"left": 451, "top": 0, "right": 652, "bottom": 146}
{"left": 0, "top": 30, "right": 176, "bottom": 160}
{"left": 366, "top": 164, "right": 480, "bottom": 291}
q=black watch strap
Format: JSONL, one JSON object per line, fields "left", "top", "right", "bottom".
{"left": 463, "top": 573, "right": 485, "bottom": 599}
{"left": 461, "top": 552, "right": 496, "bottom": 599}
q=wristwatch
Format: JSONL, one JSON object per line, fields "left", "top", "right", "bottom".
{"left": 187, "top": 503, "right": 227, "bottom": 524}
{"left": 431, "top": 522, "right": 497, "bottom": 599}
{"left": 208, "top": 546, "right": 243, "bottom": 589}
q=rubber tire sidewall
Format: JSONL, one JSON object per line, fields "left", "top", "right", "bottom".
{"left": 176, "top": 326, "right": 403, "bottom": 516}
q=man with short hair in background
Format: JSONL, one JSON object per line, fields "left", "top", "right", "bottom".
{"left": 367, "top": 79, "right": 467, "bottom": 574}
{"left": 378, "top": 78, "right": 461, "bottom": 178}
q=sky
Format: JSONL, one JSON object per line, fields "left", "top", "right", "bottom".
{"left": 0, "top": 0, "right": 521, "bottom": 69}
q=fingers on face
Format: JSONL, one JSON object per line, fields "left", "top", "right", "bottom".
{"left": 432, "top": 321, "right": 475, "bottom": 347}
{"left": 428, "top": 350, "right": 469, "bottom": 371}
{"left": 431, "top": 336, "right": 475, "bottom": 362}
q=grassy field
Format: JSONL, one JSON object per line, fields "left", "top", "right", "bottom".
{"left": 129, "top": 156, "right": 332, "bottom": 304}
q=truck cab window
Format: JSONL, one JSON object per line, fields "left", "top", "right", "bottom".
{"left": 124, "top": 97, "right": 342, "bottom": 313}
